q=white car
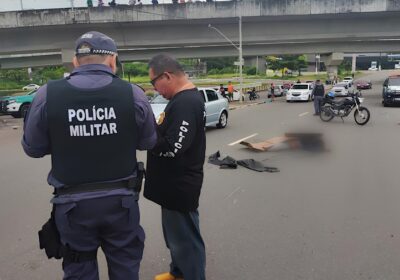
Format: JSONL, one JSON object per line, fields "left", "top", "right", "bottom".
{"left": 268, "top": 85, "right": 286, "bottom": 97}
{"left": 394, "top": 64, "right": 400, "bottom": 69}
{"left": 215, "top": 87, "right": 241, "bottom": 101}
{"left": 150, "top": 88, "right": 229, "bottom": 128}
{"left": 331, "top": 82, "right": 354, "bottom": 97}
{"left": 22, "top": 84, "right": 40, "bottom": 91}
{"left": 368, "top": 66, "right": 378, "bottom": 71}
{"left": 342, "top": 77, "right": 353, "bottom": 86}
{"left": 286, "top": 83, "right": 313, "bottom": 102}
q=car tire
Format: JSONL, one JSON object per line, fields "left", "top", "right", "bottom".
{"left": 307, "top": 95, "right": 311, "bottom": 102}
{"left": 216, "top": 111, "right": 228, "bottom": 129}
{"left": 286, "top": 100, "right": 291, "bottom": 103}
{"left": 11, "top": 112, "right": 21, "bottom": 118}
{"left": 383, "top": 101, "right": 388, "bottom": 107}
{"left": 20, "top": 104, "right": 30, "bottom": 119}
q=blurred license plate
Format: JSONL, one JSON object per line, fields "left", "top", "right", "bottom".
{"left": 395, "top": 98, "right": 400, "bottom": 101}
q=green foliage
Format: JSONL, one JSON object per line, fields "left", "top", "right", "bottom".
{"left": 266, "top": 56, "right": 282, "bottom": 71}
{"left": 0, "top": 69, "right": 29, "bottom": 83}
{"left": 34, "top": 66, "right": 67, "bottom": 82}
{"left": 338, "top": 60, "right": 352, "bottom": 75}
{"left": 124, "top": 62, "right": 148, "bottom": 76}
{"left": 266, "top": 55, "right": 308, "bottom": 75}
{"left": 207, "top": 69, "right": 219, "bottom": 75}
{"left": 245, "top": 67, "right": 257, "bottom": 75}
{"left": 203, "top": 57, "right": 236, "bottom": 70}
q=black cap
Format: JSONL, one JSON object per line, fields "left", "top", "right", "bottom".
{"left": 75, "top": 31, "right": 117, "bottom": 56}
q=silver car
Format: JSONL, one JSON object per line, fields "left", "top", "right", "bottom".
{"left": 150, "top": 87, "right": 229, "bottom": 128}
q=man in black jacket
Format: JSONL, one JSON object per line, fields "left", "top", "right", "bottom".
{"left": 312, "top": 79, "right": 325, "bottom": 115}
{"left": 145, "top": 54, "right": 206, "bottom": 280}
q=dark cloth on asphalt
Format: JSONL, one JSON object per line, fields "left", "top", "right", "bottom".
{"left": 208, "top": 151, "right": 237, "bottom": 169}
{"left": 208, "top": 151, "right": 279, "bottom": 173}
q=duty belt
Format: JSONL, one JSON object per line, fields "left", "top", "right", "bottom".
{"left": 54, "top": 178, "right": 138, "bottom": 196}
{"left": 54, "top": 162, "right": 145, "bottom": 196}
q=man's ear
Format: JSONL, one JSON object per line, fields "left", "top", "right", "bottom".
{"left": 109, "top": 55, "right": 117, "bottom": 74}
{"left": 72, "top": 56, "right": 80, "bottom": 68}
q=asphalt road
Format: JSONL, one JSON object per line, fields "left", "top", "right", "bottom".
{"left": 1, "top": 70, "right": 400, "bottom": 280}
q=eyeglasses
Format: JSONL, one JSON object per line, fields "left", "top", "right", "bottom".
{"left": 150, "top": 72, "right": 174, "bottom": 87}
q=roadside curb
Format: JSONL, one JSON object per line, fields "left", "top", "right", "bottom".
{"left": 229, "top": 101, "right": 265, "bottom": 110}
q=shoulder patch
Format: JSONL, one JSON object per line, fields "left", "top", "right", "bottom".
{"left": 157, "top": 112, "right": 165, "bottom": 125}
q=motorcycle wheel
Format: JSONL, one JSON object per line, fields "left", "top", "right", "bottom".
{"left": 354, "top": 106, "right": 370, "bottom": 125}
{"left": 320, "top": 106, "right": 334, "bottom": 122}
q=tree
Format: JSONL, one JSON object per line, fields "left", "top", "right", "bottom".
{"left": 0, "top": 69, "right": 29, "bottom": 83}
{"left": 266, "top": 55, "right": 307, "bottom": 76}
{"left": 266, "top": 56, "right": 282, "bottom": 73}
{"left": 203, "top": 57, "right": 236, "bottom": 71}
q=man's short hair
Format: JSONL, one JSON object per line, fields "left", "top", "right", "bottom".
{"left": 148, "top": 54, "right": 184, "bottom": 76}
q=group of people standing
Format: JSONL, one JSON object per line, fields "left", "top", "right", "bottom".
{"left": 219, "top": 81, "right": 235, "bottom": 102}
{"left": 86, "top": 0, "right": 217, "bottom": 7}
{"left": 23, "top": 31, "right": 206, "bottom": 280}
{"left": 87, "top": 0, "right": 144, "bottom": 7}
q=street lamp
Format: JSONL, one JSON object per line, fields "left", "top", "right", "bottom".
{"left": 208, "top": 16, "right": 244, "bottom": 102}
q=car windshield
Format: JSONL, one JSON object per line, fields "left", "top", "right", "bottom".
{"left": 28, "top": 90, "right": 36, "bottom": 95}
{"left": 150, "top": 94, "right": 169, "bottom": 104}
{"left": 388, "top": 78, "right": 400, "bottom": 86}
{"left": 292, "top": 85, "right": 308, "bottom": 90}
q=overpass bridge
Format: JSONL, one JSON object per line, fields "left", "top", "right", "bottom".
{"left": 0, "top": 0, "right": 400, "bottom": 72}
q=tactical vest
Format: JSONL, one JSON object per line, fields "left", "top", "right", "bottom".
{"left": 47, "top": 77, "right": 138, "bottom": 185}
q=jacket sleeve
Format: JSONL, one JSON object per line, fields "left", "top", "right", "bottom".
{"left": 21, "top": 86, "right": 51, "bottom": 158}
{"left": 151, "top": 99, "right": 200, "bottom": 158}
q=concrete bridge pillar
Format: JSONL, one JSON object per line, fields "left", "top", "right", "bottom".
{"left": 244, "top": 56, "right": 266, "bottom": 75}
{"left": 352, "top": 54, "right": 357, "bottom": 73}
{"left": 322, "top": 52, "right": 344, "bottom": 80}
{"left": 61, "top": 49, "right": 75, "bottom": 71}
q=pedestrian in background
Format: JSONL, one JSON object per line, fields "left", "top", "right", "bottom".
{"left": 145, "top": 54, "right": 206, "bottom": 280}
{"left": 22, "top": 31, "right": 157, "bottom": 280}
{"left": 219, "top": 83, "right": 227, "bottom": 99}
{"left": 312, "top": 79, "right": 325, "bottom": 115}
{"left": 227, "top": 81, "right": 234, "bottom": 102}
{"left": 270, "top": 82, "right": 275, "bottom": 102}
{"left": 98, "top": 0, "right": 104, "bottom": 7}
{"left": 87, "top": 0, "right": 93, "bottom": 7}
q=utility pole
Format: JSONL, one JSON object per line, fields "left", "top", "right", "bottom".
{"left": 238, "top": 15, "right": 243, "bottom": 102}
{"left": 208, "top": 16, "right": 244, "bottom": 103}
{"left": 20, "top": 0, "right": 24, "bottom": 10}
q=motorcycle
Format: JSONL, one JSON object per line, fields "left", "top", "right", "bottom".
{"left": 319, "top": 92, "right": 370, "bottom": 125}
{"left": 247, "top": 89, "right": 260, "bottom": 100}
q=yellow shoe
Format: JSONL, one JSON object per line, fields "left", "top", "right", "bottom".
{"left": 154, "top": 272, "right": 184, "bottom": 280}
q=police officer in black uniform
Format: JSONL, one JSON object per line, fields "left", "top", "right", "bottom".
{"left": 145, "top": 54, "right": 206, "bottom": 280}
{"left": 22, "top": 31, "right": 157, "bottom": 280}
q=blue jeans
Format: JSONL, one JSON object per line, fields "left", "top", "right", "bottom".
{"left": 55, "top": 195, "right": 145, "bottom": 280}
{"left": 162, "top": 208, "right": 206, "bottom": 280}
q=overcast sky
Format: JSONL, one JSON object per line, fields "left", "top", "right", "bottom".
{"left": 0, "top": 0, "right": 230, "bottom": 12}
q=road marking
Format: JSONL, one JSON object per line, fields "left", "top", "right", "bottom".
{"left": 225, "top": 186, "right": 242, "bottom": 200}
{"left": 228, "top": 133, "right": 258, "bottom": 146}
{"left": 299, "top": 112, "right": 309, "bottom": 117}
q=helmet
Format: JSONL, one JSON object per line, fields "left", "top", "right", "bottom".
{"left": 327, "top": 91, "right": 335, "bottom": 98}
